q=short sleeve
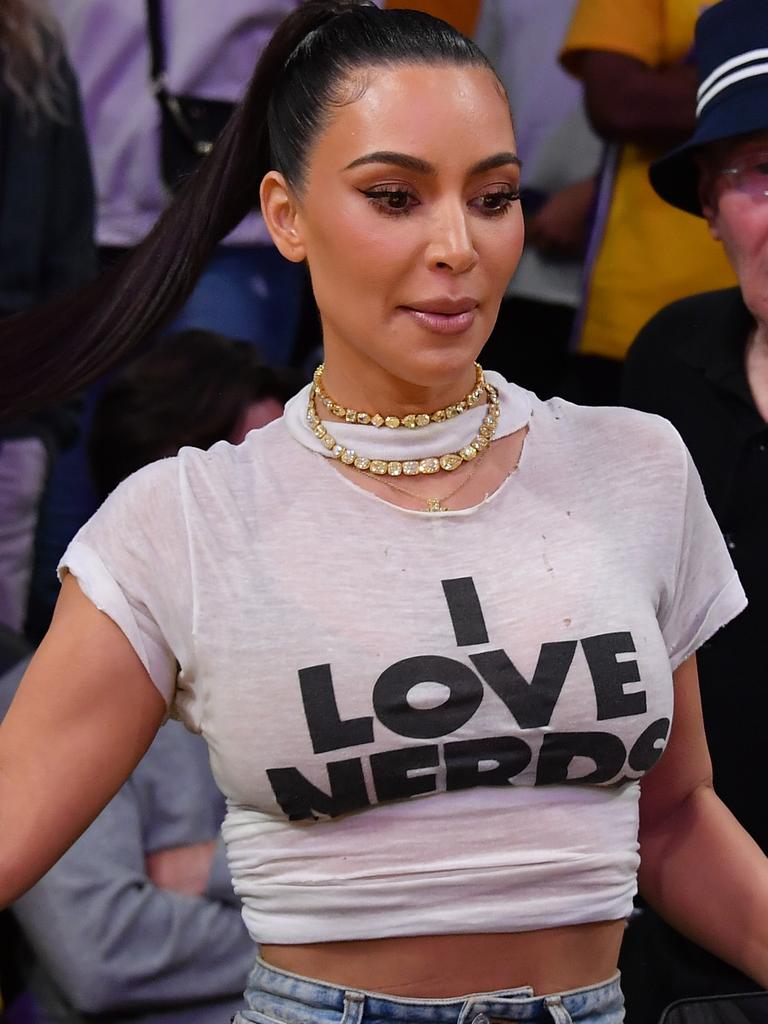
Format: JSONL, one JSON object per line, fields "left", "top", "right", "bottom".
{"left": 57, "top": 459, "right": 188, "bottom": 707}
{"left": 658, "top": 442, "right": 747, "bottom": 670}
{"left": 560, "top": 0, "right": 664, "bottom": 76}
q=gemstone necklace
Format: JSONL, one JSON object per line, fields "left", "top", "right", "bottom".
{"left": 313, "top": 362, "right": 486, "bottom": 429}
{"left": 305, "top": 378, "right": 501, "bottom": 487}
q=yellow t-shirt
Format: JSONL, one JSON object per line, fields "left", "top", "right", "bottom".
{"left": 561, "top": 0, "right": 735, "bottom": 360}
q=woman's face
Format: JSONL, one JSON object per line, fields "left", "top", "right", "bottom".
{"left": 275, "top": 63, "right": 523, "bottom": 400}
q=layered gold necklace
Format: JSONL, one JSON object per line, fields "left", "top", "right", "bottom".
{"left": 305, "top": 365, "right": 501, "bottom": 511}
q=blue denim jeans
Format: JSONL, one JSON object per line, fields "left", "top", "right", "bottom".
{"left": 233, "top": 958, "right": 625, "bottom": 1024}
{"left": 167, "top": 245, "right": 304, "bottom": 366}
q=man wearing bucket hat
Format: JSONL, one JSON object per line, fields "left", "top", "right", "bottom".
{"left": 622, "top": 0, "right": 768, "bottom": 1018}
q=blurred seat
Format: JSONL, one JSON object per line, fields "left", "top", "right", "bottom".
{"left": 660, "top": 992, "right": 768, "bottom": 1024}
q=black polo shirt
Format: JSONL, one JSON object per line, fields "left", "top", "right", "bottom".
{"left": 619, "top": 287, "right": 766, "bottom": 1018}
{"left": 623, "top": 286, "right": 768, "bottom": 849}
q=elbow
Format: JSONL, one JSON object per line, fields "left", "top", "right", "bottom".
{"left": 25, "top": 889, "right": 164, "bottom": 1014}
{"left": 0, "top": 845, "right": 45, "bottom": 911}
{"left": 640, "top": 778, "right": 715, "bottom": 843}
{"left": 37, "top": 951, "right": 135, "bottom": 1015}
{"left": 61, "top": 974, "right": 128, "bottom": 1016}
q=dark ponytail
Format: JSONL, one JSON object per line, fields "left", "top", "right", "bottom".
{"left": 0, "top": 1, "right": 494, "bottom": 419}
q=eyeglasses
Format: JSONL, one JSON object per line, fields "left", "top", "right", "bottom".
{"left": 717, "top": 151, "right": 768, "bottom": 200}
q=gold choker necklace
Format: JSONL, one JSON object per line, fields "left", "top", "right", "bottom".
{"left": 305, "top": 378, "right": 501, "bottom": 481}
{"left": 312, "top": 363, "right": 487, "bottom": 428}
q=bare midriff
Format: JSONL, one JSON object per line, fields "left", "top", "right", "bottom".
{"left": 261, "top": 920, "right": 625, "bottom": 997}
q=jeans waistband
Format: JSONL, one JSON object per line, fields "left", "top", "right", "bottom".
{"left": 241, "top": 956, "right": 624, "bottom": 1024}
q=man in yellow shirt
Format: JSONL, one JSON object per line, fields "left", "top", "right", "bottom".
{"left": 561, "top": 0, "right": 736, "bottom": 402}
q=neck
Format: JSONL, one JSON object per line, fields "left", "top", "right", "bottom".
{"left": 751, "top": 320, "right": 768, "bottom": 354}
{"left": 746, "top": 322, "right": 768, "bottom": 422}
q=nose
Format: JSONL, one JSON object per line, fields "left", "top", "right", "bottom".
{"left": 425, "top": 201, "right": 478, "bottom": 274}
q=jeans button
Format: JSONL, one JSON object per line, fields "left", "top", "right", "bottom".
{"left": 471, "top": 1015, "right": 490, "bottom": 1024}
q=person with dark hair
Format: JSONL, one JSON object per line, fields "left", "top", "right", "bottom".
{"left": 0, "top": 0, "right": 96, "bottom": 634}
{"left": 88, "top": 330, "right": 298, "bottom": 500}
{"left": 23, "top": 330, "right": 298, "bottom": 639}
{"left": 0, "top": 4, "right": 767, "bottom": 1023}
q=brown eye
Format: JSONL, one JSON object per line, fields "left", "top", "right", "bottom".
{"left": 384, "top": 191, "right": 410, "bottom": 209}
{"left": 470, "top": 189, "right": 520, "bottom": 216}
{"left": 361, "top": 188, "right": 419, "bottom": 216}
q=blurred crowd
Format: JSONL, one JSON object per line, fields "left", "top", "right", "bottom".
{"left": 0, "top": 1, "right": 765, "bottom": 1022}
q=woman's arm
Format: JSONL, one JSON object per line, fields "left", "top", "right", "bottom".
{"left": 638, "top": 654, "right": 768, "bottom": 986}
{"left": 0, "top": 574, "right": 167, "bottom": 907}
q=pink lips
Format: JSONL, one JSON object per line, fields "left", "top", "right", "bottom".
{"left": 401, "top": 298, "right": 479, "bottom": 336}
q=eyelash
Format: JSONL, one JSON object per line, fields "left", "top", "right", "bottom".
{"left": 361, "top": 187, "right": 521, "bottom": 218}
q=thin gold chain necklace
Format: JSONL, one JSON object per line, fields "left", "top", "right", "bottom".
{"left": 371, "top": 448, "right": 488, "bottom": 511}
{"left": 313, "top": 362, "right": 487, "bottom": 429}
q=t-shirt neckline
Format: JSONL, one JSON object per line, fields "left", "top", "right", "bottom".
{"left": 282, "top": 372, "right": 535, "bottom": 518}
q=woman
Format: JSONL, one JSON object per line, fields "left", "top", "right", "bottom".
{"left": 0, "top": 3, "right": 767, "bottom": 1022}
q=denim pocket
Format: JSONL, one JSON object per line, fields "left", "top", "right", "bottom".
{"left": 232, "top": 1011, "right": 290, "bottom": 1024}
{"left": 237, "top": 989, "right": 365, "bottom": 1024}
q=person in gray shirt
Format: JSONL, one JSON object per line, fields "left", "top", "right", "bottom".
{"left": 1, "top": 332, "right": 296, "bottom": 1022}
{"left": 2, "top": 655, "right": 255, "bottom": 1024}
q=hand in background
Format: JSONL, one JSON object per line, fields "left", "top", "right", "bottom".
{"left": 146, "top": 839, "right": 218, "bottom": 897}
{"left": 526, "top": 177, "right": 596, "bottom": 262}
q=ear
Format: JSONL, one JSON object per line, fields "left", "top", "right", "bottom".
{"left": 260, "top": 171, "right": 306, "bottom": 262}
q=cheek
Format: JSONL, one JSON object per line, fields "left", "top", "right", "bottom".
{"left": 503, "top": 206, "right": 525, "bottom": 268}
{"left": 306, "top": 204, "right": 419, "bottom": 306}
{"left": 480, "top": 207, "right": 525, "bottom": 284}
{"left": 714, "top": 198, "right": 768, "bottom": 272}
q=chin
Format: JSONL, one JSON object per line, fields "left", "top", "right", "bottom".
{"left": 391, "top": 352, "right": 483, "bottom": 391}
{"left": 398, "top": 335, "right": 489, "bottom": 383}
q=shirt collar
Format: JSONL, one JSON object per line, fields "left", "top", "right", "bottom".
{"left": 675, "top": 287, "right": 756, "bottom": 408}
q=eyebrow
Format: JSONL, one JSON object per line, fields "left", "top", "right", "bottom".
{"left": 343, "top": 151, "right": 522, "bottom": 175}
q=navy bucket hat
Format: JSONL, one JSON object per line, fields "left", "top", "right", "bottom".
{"left": 650, "top": 0, "right": 768, "bottom": 216}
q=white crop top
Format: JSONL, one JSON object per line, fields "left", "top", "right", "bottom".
{"left": 59, "top": 378, "right": 746, "bottom": 943}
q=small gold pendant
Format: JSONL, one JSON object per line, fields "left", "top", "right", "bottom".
{"left": 426, "top": 498, "right": 447, "bottom": 512}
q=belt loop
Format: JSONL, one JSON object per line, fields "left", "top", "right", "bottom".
{"left": 341, "top": 990, "right": 366, "bottom": 1024}
{"left": 544, "top": 995, "right": 574, "bottom": 1024}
